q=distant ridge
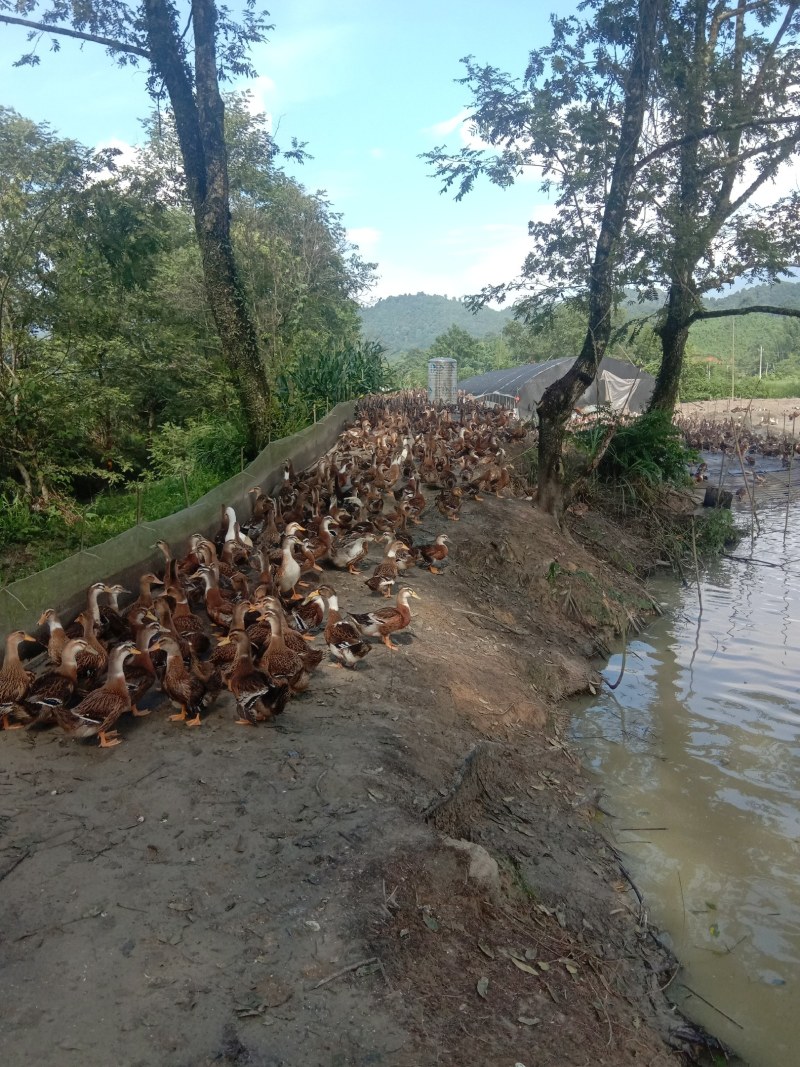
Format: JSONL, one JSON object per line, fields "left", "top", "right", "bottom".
{"left": 360, "top": 293, "right": 515, "bottom": 353}
{"left": 623, "top": 279, "right": 800, "bottom": 317}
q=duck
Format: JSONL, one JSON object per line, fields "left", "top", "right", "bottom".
{"left": 196, "top": 564, "right": 236, "bottom": 630}
{"left": 38, "top": 608, "right": 69, "bottom": 666}
{"left": 274, "top": 523, "right": 306, "bottom": 600}
{"left": 435, "top": 486, "right": 464, "bottom": 521}
{"left": 328, "top": 530, "right": 376, "bottom": 574}
{"left": 124, "top": 573, "right": 165, "bottom": 625}
{"left": 76, "top": 581, "right": 109, "bottom": 637}
{"left": 23, "top": 638, "right": 96, "bottom": 727}
{"left": 364, "top": 539, "right": 407, "bottom": 597}
{"left": 99, "top": 584, "right": 133, "bottom": 641}
{"left": 151, "top": 634, "right": 221, "bottom": 727}
{"left": 223, "top": 505, "right": 253, "bottom": 550}
{"left": 257, "top": 598, "right": 324, "bottom": 668}
{"left": 53, "top": 641, "right": 141, "bottom": 747}
{"left": 310, "top": 586, "right": 372, "bottom": 669}
{"left": 288, "top": 588, "right": 327, "bottom": 637}
{"left": 167, "top": 583, "right": 211, "bottom": 655}
{"left": 0, "top": 631, "right": 38, "bottom": 729}
{"left": 124, "top": 619, "right": 161, "bottom": 715}
{"left": 74, "top": 611, "right": 109, "bottom": 690}
{"left": 348, "top": 586, "right": 420, "bottom": 650}
{"left": 256, "top": 607, "right": 311, "bottom": 694}
{"left": 417, "top": 534, "right": 450, "bottom": 574}
{"left": 220, "top": 630, "right": 290, "bottom": 725}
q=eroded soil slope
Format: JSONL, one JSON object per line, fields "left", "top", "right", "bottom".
{"left": 0, "top": 493, "right": 695, "bottom": 1067}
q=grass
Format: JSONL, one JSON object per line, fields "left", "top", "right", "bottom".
{"left": 0, "top": 468, "right": 224, "bottom": 584}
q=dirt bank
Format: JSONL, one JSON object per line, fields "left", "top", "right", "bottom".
{"left": 678, "top": 396, "right": 800, "bottom": 428}
{"left": 0, "top": 489, "right": 710, "bottom": 1066}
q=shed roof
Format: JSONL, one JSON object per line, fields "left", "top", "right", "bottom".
{"left": 459, "top": 356, "right": 655, "bottom": 416}
{"left": 458, "top": 359, "right": 572, "bottom": 397}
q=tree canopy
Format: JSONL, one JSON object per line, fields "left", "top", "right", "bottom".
{"left": 424, "top": 0, "right": 800, "bottom": 511}
{"left": 0, "top": 0, "right": 309, "bottom": 447}
{"left": 0, "top": 99, "right": 382, "bottom": 523}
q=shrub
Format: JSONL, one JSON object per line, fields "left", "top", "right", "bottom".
{"left": 577, "top": 410, "right": 696, "bottom": 486}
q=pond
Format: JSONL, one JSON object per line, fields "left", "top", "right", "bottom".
{"left": 571, "top": 488, "right": 800, "bottom": 1067}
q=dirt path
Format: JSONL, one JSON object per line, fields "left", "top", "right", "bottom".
{"left": 1, "top": 493, "right": 703, "bottom": 1066}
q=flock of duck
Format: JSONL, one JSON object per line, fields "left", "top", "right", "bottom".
{"left": 676, "top": 413, "right": 800, "bottom": 465}
{"left": 0, "top": 394, "right": 522, "bottom": 748}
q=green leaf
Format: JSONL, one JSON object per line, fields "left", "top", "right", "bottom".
{"left": 511, "top": 958, "right": 538, "bottom": 975}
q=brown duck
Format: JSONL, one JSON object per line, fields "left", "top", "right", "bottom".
{"left": 151, "top": 634, "right": 220, "bottom": 727}
{"left": 221, "top": 630, "right": 290, "bottom": 725}
{"left": 364, "top": 539, "right": 406, "bottom": 597}
{"left": 349, "top": 587, "right": 420, "bottom": 650}
{"left": 0, "top": 631, "right": 37, "bottom": 729}
{"left": 54, "top": 641, "right": 141, "bottom": 747}
{"left": 257, "top": 608, "right": 311, "bottom": 693}
{"left": 311, "top": 586, "right": 371, "bottom": 669}
{"left": 23, "top": 638, "right": 96, "bottom": 727}
{"left": 417, "top": 534, "right": 450, "bottom": 574}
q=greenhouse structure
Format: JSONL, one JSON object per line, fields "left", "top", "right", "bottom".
{"left": 459, "top": 357, "right": 655, "bottom": 420}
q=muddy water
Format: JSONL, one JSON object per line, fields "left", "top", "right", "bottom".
{"left": 571, "top": 499, "right": 800, "bottom": 1067}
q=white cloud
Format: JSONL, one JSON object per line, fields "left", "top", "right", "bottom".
{"left": 367, "top": 222, "right": 533, "bottom": 305}
{"left": 94, "top": 137, "right": 140, "bottom": 168}
{"left": 348, "top": 226, "right": 381, "bottom": 253}
{"left": 369, "top": 147, "right": 384, "bottom": 159}
{"left": 245, "top": 75, "right": 277, "bottom": 122}
{"left": 427, "top": 109, "right": 472, "bottom": 137}
{"left": 426, "top": 108, "right": 493, "bottom": 152}
{"left": 91, "top": 137, "right": 141, "bottom": 183}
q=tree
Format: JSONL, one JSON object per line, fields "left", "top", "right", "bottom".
{"left": 425, "top": 0, "right": 800, "bottom": 513}
{"left": 138, "top": 94, "right": 377, "bottom": 424}
{"left": 0, "top": 107, "right": 232, "bottom": 500}
{"left": 646, "top": 0, "right": 800, "bottom": 410}
{"left": 425, "top": 0, "right": 663, "bottom": 514}
{"left": 0, "top": 0, "right": 277, "bottom": 448}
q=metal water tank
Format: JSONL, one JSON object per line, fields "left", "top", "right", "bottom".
{"left": 427, "top": 358, "right": 458, "bottom": 404}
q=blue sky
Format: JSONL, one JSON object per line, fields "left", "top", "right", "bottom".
{"left": 0, "top": 1, "right": 577, "bottom": 303}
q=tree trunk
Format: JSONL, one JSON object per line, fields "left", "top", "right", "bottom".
{"left": 649, "top": 280, "right": 697, "bottom": 411}
{"left": 536, "top": 0, "right": 662, "bottom": 515}
{"left": 143, "top": 0, "right": 270, "bottom": 448}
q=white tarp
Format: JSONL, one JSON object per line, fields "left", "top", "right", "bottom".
{"left": 600, "top": 369, "right": 640, "bottom": 412}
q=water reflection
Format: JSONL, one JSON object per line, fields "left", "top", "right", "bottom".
{"left": 571, "top": 499, "right": 800, "bottom": 1066}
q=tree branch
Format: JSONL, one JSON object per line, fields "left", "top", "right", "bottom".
{"left": 634, "top": 114, "right": 800, "bottom": 175}
{"left": 0, "top": 14, "right": 150, "bottom": 59}
{"left": 744, "top": 1, "right": 798, "bottom": 110}
{"left": 686, "top": 303, "right": 800, "bottom": 326}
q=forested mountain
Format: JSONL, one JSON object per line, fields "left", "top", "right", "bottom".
{"left": 360, "top": 293, "right": 515, "bottom": 353}
{"left": 624, "top": 279, "right": 800, "bottom": 318}
{"left": 710, "top": 279, "right": 800, "bottom": 311}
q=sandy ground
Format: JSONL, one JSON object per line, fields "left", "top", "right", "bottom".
{"left": 678, "top": 396, "right": 800, "bottom": 428}
{"left": 0, "top": 486, "right": 700, "bottom": 1066}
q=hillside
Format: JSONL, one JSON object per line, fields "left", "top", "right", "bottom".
{"left": 360, "top": 293, "right": 515, "bottom": 352}
{"left": 624, "top": 278, "right": 800, "bottom": 318}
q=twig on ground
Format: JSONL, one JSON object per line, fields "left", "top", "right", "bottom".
{"left": 0, "top": 848, "right": 31, "bottom": 884}
{"left": 308, "top": 956, "right": 379, "bottom": 990}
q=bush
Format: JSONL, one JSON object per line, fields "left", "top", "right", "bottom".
{"left": 577, "top": 410, "right": 696, "bottom": 486}
{"left": 148, "top": 416, "right": 249, "bottom": 481}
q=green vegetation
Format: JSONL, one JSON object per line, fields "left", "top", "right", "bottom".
{"left": 0, "top": 100, "right": 390, "bottom": 581}
{"left": 384, "top": 282, "right": 800, "bottom": 400}
{"left": 360, "top": 293, "right": 513, "bottom": 353}
{"left": 577, "top": 411, "right": 695, "bottom": 486}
